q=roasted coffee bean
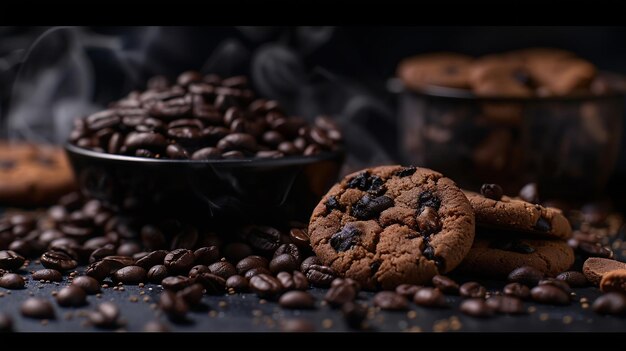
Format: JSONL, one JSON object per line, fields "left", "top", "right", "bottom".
{"left": 161, "top": 275, "right": 192, "bottom": 291}
{"left": 217, "top": 133, "right": 257, "bottom": 152}
{"left": 236, "top": 255, "right": 269, "bottom": 275}
{"left": 222, "top": 243, "right": 252, "bottom": 262}
{"left": 32, "top": 269, "right": 63, "bottom": 282}
{"left": 85, "top": 260, "right": 113, "bottom": 281}
{"left": 460, "top": 299, "right": 495, "bottom": 318}
{"left": 556, "top": 271, "right": 588, "bottom": 287}
{"left": 373, "top": 291, "right": 408, "bottom": 310}
{"left": 40, "top": 250, "right": 78, "bottom": 271}
{"left": 341, "top": 302, "right": 367, "bottom": 330}
{"left": 195, "top": 273, "right": 226, "bottom": 295}
{"left": 135, "top": 250, "right": 168, "bottom": 270}
{"left": 279, "top": 291, "right": 316, "bottom": 309}
{"left": 530, "top": 285, "right": 571, "bottom": 305}
{"left": 288, "top": 228, "right": 309, "bottom": 248}
{"left": 117, "top": 242, "right": 141, "bottom": 257}
{"left": 300, "top": 256, "right": 321, "bottom": 273}
{"left": 539, "top": 278, "right": 573, "bottom": 295}
{"left": 460, "top": 282, "right": 487, "bottom": 298}
{"left": 280, "top": 318, "right": 316, "bottom": 332}
{"left": 0, "top": 313, "right": 13, "bottom": 332}
{"left": 432, "top": 275, "right": 459, "bottom": 295}
{"left": 592, "top": 293, "right": 626, "bottom": 315}
{"left": 305, "top": 264, "right": 336, "bottom": 287}
{"left": 480, "top": 183, "right": 503, "bottom": 200}
{"left": 143, "top": 321, "right": 170, "bottom": 332}
{"left": 56, "top": 286, "right": 87, "bottom": 307}
{"left": 503, "top": 282, "right": 530, "bottom": 300}
{"left": 0, "top": 273, "right": 24, "bottom": 289}
{"left": 507, "top": 266, "right": 544, "bottom": 287}
{"left": 274, "top": 243, "right": 302, "bottom": 263}
{"left": 485, "top": 296, "right": 526, "bottom": 315}
{"left": 269, "top": 254, "right": 299, "bottom": 274}
{"left": 413, "top": 287, "right": 448, "bottom": 308}
{"left": 72, "top": 276, "right": 101, "bottom": 294}
{"left": 241, "top": 225, "right": 281, "bottom": 252}
{"left": 159, "top": 291, "right": 189, "bottom": 321}
{"left": 244, "top": 267, "right": 272, "bottom": 280}
{"left": 396, "top": 284, "right": 422, "bottom": 299}
{"left": 0, "top": 250, "right": 25, "bottom": 271}
{"left": 102, "top": 256, "right": 135, "bottom": 271}
{"left": 351, "top": 195, "right": 394, "bottom": 220}
{"left": 147, "top": 265, "right": 169, "bottom": 283}
{"left": 194, "top": 246, "right": 220, "bottom": 265}
{"left": 89, "top": 246, "right": 116, "bottom": 264}
{"left": 519, "top": 183, "right": 539, "bottom": 203}
{"left": 208, "top": 261, "right": 237, "bottom": 280}
{"left": 166, "top": 144, "right": 189, "bottom": 159}
{"left": 330, "top": 278, "right": 361, "bottom": 291}
{"left": 325, "top": 283, "right": 357, "bottom": 307}
{"left": 89, "top": 302, "right": 120, "bottom": 328}
{"left": 578, "top": 242, "right": 613, "bottom": 259}
{"left": 188, "top": 265, "right": 210, "bottom": 278}
{"left": 330, "top": 225, "right": 361, "bottom": 252}
{"left": 177, "top": 283, "right": 204, "bottom": 306}
{"left": 21, "top": 298, "right": 55, "bottom": 319}
{"left": 276, "top": 271, "right": 308, "bottom": 291}
{"left": 112, "top": 266, "right": 146, "bottom": 285}
{"left": 226, "top": 275, "right": 249, "bottom": 292}
{"left": 249, "top": 274, "right": 283, "bottom": 298}
{"left": 164, "top": 249, "right": 195, "bottom": 274}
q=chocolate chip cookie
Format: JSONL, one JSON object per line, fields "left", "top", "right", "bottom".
{"left": 456, "top": 233, "right": 575, "bottom": 278}
{"left": 464, "top": 190, "right": 572, "bottom": 240}
{"left": 397, "top": 53, "right": 473, "bottom": 90}
{"left": 0, "top": 142, "right": 75, "bottom": 206}
{"left": 308, "top": 165, "right": 475, "bottom": 290}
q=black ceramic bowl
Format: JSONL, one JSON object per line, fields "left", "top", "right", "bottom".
{"left": 65, "top": 144, "right": 344, "bottom": 223}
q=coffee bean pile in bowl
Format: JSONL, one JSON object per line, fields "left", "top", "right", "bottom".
{"left": 69, "top": 71, "right": 343, "bottom": 160}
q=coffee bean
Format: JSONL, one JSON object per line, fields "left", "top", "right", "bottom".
{"left": 89, "top": 246, "right": 116, "bottom": 264}
{"left": 195, "top": 273, "right": 226, "bottom": 295}
{"left": 147, "top": 265, "right": 168, "bottom": 283}
{"left": 85, "top": 260, "right": 113, "bottom": 281}
{"left": 300, "top": 256, "right": 321, "bottom": 273}
{"left": 56, "top": 285, "right": 87, "bottom": 307}
{"left": 480, "top": 183, "right": 503, "bottom": 200}
{"left": 432, "top": 275, "right": 459, "bottom": 295}
{"left": 288, "top": 228, "right": 310, "bottom": 248}
{"left": 269, "top": 254, "right": 299, "bottom": 274}
{"left": 305, "top": 264, "right": 336, "bottom": 287}
{"left": 102, "top": 256, "right": 135, "bottom": 271}
{"left": 280, "top": 318, "right": 316, "bottom": 332}
{"left": 164, "top": 249, "right": 195, "bottom": 274}
{"left": 0, "top": 250, "right": 25, "bottom": 271}
{"left": 539, "top": 278, "right": 573, "bottom": 295}
{"left": 159, "top": 291, "right": 189, "bottom": 321}
{"left": 117, "top": 242, "right": 141, "bottom": 257}
{"left": 188, "top": 264, "right": 210, "bottom": 278}
{"left": 226, "top": 275, "right": 249, "bottom": 292}
{"left": 208, "top": 261, "right": 237, "bottom": 280}
{"left": 161, "top": 276, "right": 192, "bottom": 291}
{"left": 578, "top": 242, "right": 613, "bottom": 259}
{"left": 485, "top": 296, "right": 526, "bottom": 315}
{"left": 555, "top": 271, "right": 587, "bottom": 288}
{"left": 325, "top": 282, "right": 357, "bottom": 307}
{"left": 89, "top": 302, "right": 120, "bottom": 328}
{"left": 72, "top": 276, "right": 101, "bottom": 294}
{"left": 503, "top": 282, "right": 530, "bottom": 300}
{"left": 519, "top": 183, "right": 539, "bottom": 203}
{"left": 460, "top": 282, "right": 487, "bottom": 298}
{"left": 413, "top": 287, "right": 448, "bottom": 308}
{"left": 236, "top": 255, "right": 269, "bottom": 275}
{"left": 217, "top": 133, "right": 257, "bottom": 152}
{"left": 113, "top": 266, "right": 146, "bottom": 285}
{"left": 274, "top": 243, "right": 302, "bottom": 263}
{"left": 396, "top": 284, "right": 422, "bottom": 299}
{"left": 279, "top": 291, "right": 316, "bottom": 309}
{"left": 341, "top": 302, "right": 367, "bottom": 330}
{"left": 530, "top": 285, "right": 570, "bottom": 305}
{"left": 592, "top": 293, "right": 626, "bottom": 315}
{"left": 32, "top": 269, "right": 62, "bottom": 282}
{"left": 373, "top": 291, "right": 408, "bottom": 310}
{"left": 276, "top": 271, "right": 308, "bottom": 291}
{"left": 351, "top": 195, "right": 394, "bottom": 220}
{"left": 0, "top": 313, "right": 13, "bottom": 332}
{"left": 460, "top": 299, "right": 494, "bottom": 318}
{"left": 241, "top": 225, "right": 281, "bottom": 252}
{"left": 143, "top": 321, "right": 170, "bottom": 332}
{"left": 177, "top": 283, "right": 204, "bottom": 306}
{"left": 135, "top": 250, "right": 168, "bottom": 270}
{"left": 0, "top": 273, "right": 24, "bottom": 289}
{"left": 21, "top": 298, "right": 55, "bottom": 319}
{"left": 507, "top": 266, "right": 544, "bottom": 287}
{"left": 194, "top": 246, "right": 220, "bottom": 265}
{"left": 244, "top": 267, "right": 272, "bottom": 280}
{"left": 249, "top": 274, "right": 283, "bottom": 298}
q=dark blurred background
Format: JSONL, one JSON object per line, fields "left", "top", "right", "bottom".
{"left": 1, "top": 26, "right": 626, "bottom": 207}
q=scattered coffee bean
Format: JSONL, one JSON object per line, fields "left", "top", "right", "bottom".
{"left": 226, "top": 275, "right": 249, "bottom": 292}
{"left": 147, "top": 265, "right": 169, "bottom": 283}
{"left": 280, "top": 318, "right": 316, "bottom": 332}
{"left": 305, "top": 264, "right": 336, "bottom": 287}
{"left": 40, "top": 250, "right": 78, "bottom": 271}
{"left": 460, "top": 282, "right": 487, "bottom": 298}
{"left": 396, "top": 284, "right": 422, "bottom": 299}
{"left": 289, "top": 228, "right": 310, "bottom": 248}
{"left": 195, "top": 273, "right": 226, "bottom": 295}
{"left": 325, "top": 282, "right": 357, "bottom": 307}
{"left": 503, "top": 282, "right": 530, "bottom": 300}
{"left": 592, "top": 293, "right": 626, "bottom": 315}
{"left": 242, "top": 225, "right": 281, "bottom": 252}
{"left": 556, "top": 271, "right": 588, "bottom": 288}
{"left": 578, "top": 242, "right": 613, "bottom": 259}
{"left": 208, "top": 261, "right": 237, "bottom": 280}
{"left": 161, "top": 275, "right": 192, "bottom": 291}
{"left": 177, "top": 283, "right": 204, "bottom": 306}
{"left": 249, "top": 274, "right": 283, "bottom": 299}
{"left": 485, "top": 296, "right": 526, "bottom": 315}
{"left": 135, "top": 250, "right": 167, "bottom": 270}
{"left": 373, "top": 291, "right": 408, "bottom": 310}
{"left": 279, "top": 291, "right": 316, "bottom": 309}
{"left": 244, "top": 267, "right": 272, "bottom": 280}
{"left": 300, "top": 256, "right": 321, "bottom": 273}
{"left": 341, "top": 302, "right": 368, "bottom": 330}
{"left": 85, "top": 260, "right": 113, "bottom": 281}
{"left": 413, "top": 288, "right": 448, "bottom": 308}
{"left": 539, "top": 278, "right": 573, "bottom": 295}
{"left": 113, "top": 266, "right": 147, "bottom": 285}
{"left": 56, "top": 286, "right": 87, "bottom": 307}
{"left": 460, "top": 299, "right": 494, "bottom": 318}
{"left": 480, "top": 183, "right": 503, "bottom": 200}
{"left": 0, "top": 250, "right": 25, "bottom": 271}
{"left": 193, "top": 246, "right": 220, "bottom": 265}
{"left": 269, "top": 254, "right": 299, "bottom": 274}
{"left": 277, "top": 271, "right": 308, "bottom": 291}
{"left": 159, "top": 291, "right": 189, "bottom": 321}
{"left": 71, "top": 276, "right": 101, "bottom": 294}
{"left": 432, "top": 275, "right": 459, "bottom": 295}
{"left": 188, "top": 265, "right": 210, "bottom": 278}
{"left": 530, "top": 285, "right": 570, "bottom": 305}
{"left": 273, "top": 243, "right": 302, "bottom": 264}
{"left": 21, "top": 298, "right": 55, "bottom": 319}
{"left": 89, "top": 302, "right": 121, "bottom": 328}
{"left": 0, "top": 273, "right": 24, "bottom": 289}
{"left": 32, "top": 269, "right": 62, "bottom": 282}
{"left": 164, "top": 249, "right": 195, "bottom": 274}
{"left": 507, "top": 266, "right": 544, "bottom": 287}
{"left": 236, "top": 256, "right": 269, "bottom": 275}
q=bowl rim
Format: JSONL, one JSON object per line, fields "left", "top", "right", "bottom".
{"left": 65, "top": 143, "right": 345, "bottom": 167}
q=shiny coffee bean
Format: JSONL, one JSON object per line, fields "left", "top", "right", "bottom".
{"left": 195, "top": 273, "right": 226, "bottom": 295}
{"left": 396, "top": 284, "right": 422, "bottom": 299}
{"left": 112, "top": 266, "right": 147, "bottom": 285}
{"left": 373, "top": 291, "right": 408, "bottom": 310}
{"left": 432, "top": 275, "right": 459, "bottom": 295}
{"left": 21, "top": 298, "right": 55, "bottom": 319}
{"left": 507, "top": 266, "right": 544, "bottom": 287}
{"left": 485, "top": 296, "right": 526, "bottom": 315}
{"left": 279, "top": 291, "right": 316, "bottom": 309}
{"left": 89, "top": 302, "right": 120, "bottom": 328}
{"left": 177, "top": 283, "right": 204, "bottom": 306}
{"left": 56, "top": 286, "right": 87, "bottom": 307}
{"left": 72, "top": 276, "right": 101, "bottom": 294}
{"left": 325, "top": 282, "right": 357, "bottom": 307}
{"left": 413, "top": 288, "right": 448, "bottom": 308}
{"left": 273, "top": 243, "right": 302, "bottom": 264}
{"left": 159, "top": 291, "right": 189, "bottom": 321}
{"left": 276, "top": 271, "right": 308, "bottom": 291}
{"left": 208, "top": 261, "right": 237, "bottom": 280}
{"left": 193, "top": 246, "right": 220, "bottom": 265}
{"left": 135, "top": 250, "right": 168, "bottom": 270}
{"left": 300, "top": 256, "right": 321, "bottom": 273}
{"left": 460, "top": 282, "right": 487, "bottom": 298}
{"left": 32, "top": 269, "right": 63, "bottom": 282}
{"left": 269, "top": 254, "right": 299, "bottom": 274}
{"left": 188, "top": 265, "right": 210, "bottom": 278}
{"left": 244, "top": 267, "right": 272, "bottom": 280}
{"left": 592, "top": 293, "right": 626, "bottom": 315}
{"left": 161, "top": 276, "right": 192, "bottom": 291}
{"left": 226, "top": 275, "right": 249, "bottom": 292}
{"left": 556, "top": 271, "right": 588, "bottom": 288}
{"left": 85, "top": 260, "right": 113, "bottom": 281}
{"left": 249, "top": 274, "right": 283, "bottom": 299}
{"left": 503, "top": 282, "right": 530, "bottom": 300}
{"left": 305, "top": 264, "right": 336, "bottom": 287}
{"left": 0, "top": 250, "right": 25, "bottom": 271}
{"left": 236, "top": 256, "right": 269, "bottom": 275}
{"left": 0, "top": 273, "right": 25, "bottom": 289}
{"left": 480, "top": 183, "right": 503, "bottom": 200}
{"left": 460, "top": 299, "right": 494, "bottom": 318}
{"left": 530, "top": 285, "right": 570, "bottom": 305}
{"left": 164, "top": 249, "right": 195, "bottom": 274}
{"left": 147, "top": 265, "right": 169, "bottom": 283}
{"left": 538, "top": 278, "right": 573, "bottom": 295}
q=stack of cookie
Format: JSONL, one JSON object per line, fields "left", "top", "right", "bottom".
{"left": 457, "top": 184, "right": 574, "bottom": 279}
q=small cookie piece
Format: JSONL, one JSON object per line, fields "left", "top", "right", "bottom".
{"left": 309, "top": 165, "right": 475, "bottom": 290}
{"left": 0, "top": 142, "right": 75, "bottom": 206}
{"left": 456, "top": 235, "right": 574, "bottom": 279}
{"left": 464, "top": 190, "right": 572, "bottom": 240}
{"left": 397, "top": 53, "right": 473, "bottom": 90}
{"left": 583, "top": 257, "right": 626, "bottom": 285}
{"left": 600, "top": 269, "right": 626, "bottom": 294}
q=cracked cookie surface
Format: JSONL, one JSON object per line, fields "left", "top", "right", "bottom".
{"left": 455, "top": 234, "right": 574, "bottom": 278}
{"left": 308, "top": 165, "right": 475, "bottom": 290}
{"left": 464, "top": 190, "right": 572, "bottom": 240}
